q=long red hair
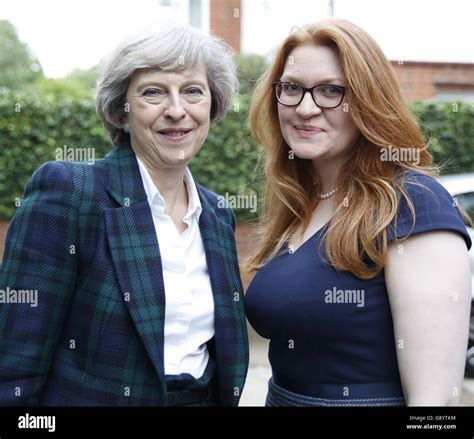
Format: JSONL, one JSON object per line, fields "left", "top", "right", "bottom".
{"left": 246, "top": 19, "right": 437, "bottom": 279}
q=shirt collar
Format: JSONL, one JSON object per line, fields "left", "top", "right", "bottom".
{"left": 136, "top": 156, "right": 202, "bottom": 221}
{"left": 183, "top": 166, "right": 202, "bottom": 222}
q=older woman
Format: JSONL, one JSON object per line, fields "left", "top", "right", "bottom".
{"left": 245, "top": 19, "right": 472, "bottom": 406}
{"left": 0, "top": 23, "right": 248, "bottom": 406}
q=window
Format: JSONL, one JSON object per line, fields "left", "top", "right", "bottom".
{"left": 189, "top": 0, "right": 202, "bottom": 29}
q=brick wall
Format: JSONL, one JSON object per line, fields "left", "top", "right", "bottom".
{"left": 0, "top": 221, "right": 7, "bottom": 266}
{"left": 210, "top": 0, "right": 241, "bottom": 52}
{"left": 235, "top": 221, "right": 259, "bottom": 290}
{"left": 391, "top": 61, "right": 474, "bottom": 100}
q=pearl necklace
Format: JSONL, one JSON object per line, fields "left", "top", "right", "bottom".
{"left": 317, "top": 188, "right": 338, "bottom": 199}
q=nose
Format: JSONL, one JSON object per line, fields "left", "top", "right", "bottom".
{"left": 163, "top": 91, "right": 186, "bottom": 121}
{"left": 296, "top": 91, "right": 322, "bottom": 118}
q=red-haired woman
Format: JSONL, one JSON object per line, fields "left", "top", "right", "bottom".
{"left": 245, "top": 19, "right": 472, "bottom": 406}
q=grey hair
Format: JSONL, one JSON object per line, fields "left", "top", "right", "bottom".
{"left": 95, "top": 22, "right": 238, "bottom": 146}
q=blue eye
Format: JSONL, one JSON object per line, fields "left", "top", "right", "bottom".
{"left": 184, "top": 87, "right": 203, "bottom": 96}
{"left": 319, "top": 85, "right": 342, "bottom": 96}
{"left": 143, "top": 88, "right": 164, "bottom": 97}
{"left": 282, "top": 83, "right": 301, "bottom": 94}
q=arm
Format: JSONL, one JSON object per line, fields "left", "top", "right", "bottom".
{"left": 385, "top": 231, "right": 471, "bottom": 406}
{"left": 0, "top": 161, "right": 78, "bottom": 405}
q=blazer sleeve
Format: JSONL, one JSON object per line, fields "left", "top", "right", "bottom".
{"left": 0, "top": 161, "right": 78, "bottom": 405}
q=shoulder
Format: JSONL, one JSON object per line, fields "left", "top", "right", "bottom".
{"left": 31, "top": 158, "right": 108, "bottom": 182}
{"left": 389, "top": 171, "right": 471, "bottom": 249}
{"left": 24, "top": 161, "right": 76, "bottom": 201}
{"left": 399, "top": 171, "right": 452, "bottom": 202}
{"left": 29, "top": 160, "right": 73, "bottom": 186}
{"left": 26, "top": 158, "right": 109, "bottom": 202}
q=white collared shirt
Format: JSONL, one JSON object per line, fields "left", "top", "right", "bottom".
{"left": 136, "top": 157, "right": 215, "bottom": 378}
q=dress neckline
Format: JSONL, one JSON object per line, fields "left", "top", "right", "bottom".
{"left": 286, "top": 221, "right": 330, "bottom": 255}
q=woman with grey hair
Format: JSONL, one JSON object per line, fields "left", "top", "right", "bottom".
{"left": 0, "top": 22, "right": 248, "bottom": 407}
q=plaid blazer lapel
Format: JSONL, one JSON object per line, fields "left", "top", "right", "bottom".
{"left": 103, "top": 142, "right": 166, "bottom": 398}
{"left": 197, "top": 187, "right": 249, "bottom": 406}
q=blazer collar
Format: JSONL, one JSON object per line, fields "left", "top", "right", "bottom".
{"left": 105, "top": 136, "right": 148, "bottom": 206}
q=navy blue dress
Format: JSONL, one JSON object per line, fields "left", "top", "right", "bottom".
{"left": 245, "top": 172, "right": 472, "bottom": 406}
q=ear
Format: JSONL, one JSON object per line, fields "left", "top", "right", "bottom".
{"left": 210, "top": 96, "right": 218, "bottom": 122}
{"left": 120, "top": 110, "right": 130, "bottom": 133}
{"left": 121, "top": 101, "right": 130, "bottom": 131}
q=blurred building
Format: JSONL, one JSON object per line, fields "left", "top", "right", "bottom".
{"left": 391, "top": 61, "right": 474, "bottom": 102}
{"left": 157, "top": 0, "right": 241, "bottom": 52}
{"left": 159, "top": 0, "right": 474, "bottom": 103}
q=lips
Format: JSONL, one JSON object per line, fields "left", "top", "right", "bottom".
{"left": 293, "top": 125, "right": 326, "bottom": 139}
{"left": 158, "top": 128, "right": 192, "bottom": 137}
{"left": 294, "top": 125, "right": 325, "bottom": 132}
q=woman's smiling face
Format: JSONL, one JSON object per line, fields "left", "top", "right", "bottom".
{"left": 126, "top": 66, "right": 212, "bottom": 168}
{"left": 277, "top": 44, "right": 359, "bottom": 165}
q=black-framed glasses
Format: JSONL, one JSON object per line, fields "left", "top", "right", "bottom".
{"left": 272, "top": 81, "right": 346, "bottom": 109}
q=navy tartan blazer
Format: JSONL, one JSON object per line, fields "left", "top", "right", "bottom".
{"left": 0, "top": 140, "right": 249, "bottom": 406}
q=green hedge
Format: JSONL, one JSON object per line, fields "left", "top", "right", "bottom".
{"left": 0, "top": 91, "right": 109, "bottom": 219}
{"left": 412, "top": 101, "right": 474, "bottom": 173}
{"left": 0, "top": 90, "right": 473, "bottom": 221}
{"left": 0, "top": 90, "right": 260, "bottom": 220}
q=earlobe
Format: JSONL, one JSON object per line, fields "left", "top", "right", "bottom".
{"left": 121, "top": 102, "right": 131, "bottom": 132}
{"left": 120, "top": 114, "right": 130, "bottom": 133}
